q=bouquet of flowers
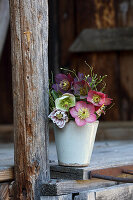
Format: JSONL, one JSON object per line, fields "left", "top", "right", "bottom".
{"left": 49, "top": 63, "right": 112, "bottom": 128}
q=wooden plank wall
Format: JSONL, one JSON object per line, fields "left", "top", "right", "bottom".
{"left": 58, "top": 0, "right": 133, "bottom": 121}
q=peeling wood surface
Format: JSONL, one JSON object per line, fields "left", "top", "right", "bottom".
{"left": 9, "top": 0, "right": 49, "bottom": 199}
{"left": 0, "top": 0, "right": 9, "bottom": 58}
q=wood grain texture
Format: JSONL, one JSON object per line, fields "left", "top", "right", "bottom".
{"left": 0, "top": 183, "right": 10, "bottom": 200}
{"left": 95, "top": 183, "right": 133, "bottom": 200}
{"left": 0, "top": 0, "right": 9, "bottom": 58}
{"left": 9, "top": 0, "right": 49, "bottom": 199}
{"left": 70, "top": 27, "right": 133, "bottom": 52}
{"left": 74, "top": 183, "right": 133, "bottom": 200}
{"left": 42, "top": 179, "right": 116, "bottom": 196}
{"left": 51, "top": 164, "right": 133, "bottom": 181}
{"left": 0, "top": 168, "right": 13, "bottom": 182}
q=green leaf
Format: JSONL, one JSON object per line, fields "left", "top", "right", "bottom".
{"left": 51, "top": 90, "right": 59, "bottom": 100}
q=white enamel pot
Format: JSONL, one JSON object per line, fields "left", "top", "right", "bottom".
{"left": 54, "top": 120, "right": 99, "bottom": 167}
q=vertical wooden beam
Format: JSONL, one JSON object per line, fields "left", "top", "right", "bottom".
{"left": 9, "top": 0, "right": 49, "bottom": 199}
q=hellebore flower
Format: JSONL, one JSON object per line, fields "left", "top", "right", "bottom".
{"left": 48, "top": 109, "right": 68, "bottom": 128}
{"left": 55, "top": 93, "right": 76, "bottom": 111}
{"left": 74, "top": 80, "right": 90, "bottom": 99}
{"left": 87, "top": 90, "right": 112, "bottom": 107}
{"left": 70, "top": 101, "right": 96, "bottom": 126}
{"left": 52, "top": 73, "right": 74, "bottom": 93}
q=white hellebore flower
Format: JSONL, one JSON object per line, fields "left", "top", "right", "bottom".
{"left": 48, "top": 109, "right": 68, "bottom": 128}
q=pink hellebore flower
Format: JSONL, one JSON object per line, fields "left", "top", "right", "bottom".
{"left": 87, "top": 90, "right": 112, "bottom": 107}
{"left": 48, "top": 109, "right": 68, "bottom": 128}
{"left": 70, "top": 101, "right": 96, "bottom": 126}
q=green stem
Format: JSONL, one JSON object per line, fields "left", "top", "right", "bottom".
{"left": 60, "top": 68, "right": 79, "bottom": 80}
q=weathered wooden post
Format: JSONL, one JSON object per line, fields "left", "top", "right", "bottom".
{"left": 9, "top": 0, "right": 49, "bottom": 199}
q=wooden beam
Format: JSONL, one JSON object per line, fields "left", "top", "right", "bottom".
{"left": 0, "top": 0, "right": 9, "bottom": 59}
{"left": 41, "top": 179, "right": 116, "bottom": 196}
{"left": 50, "top": 140, "right": 133, "bottom": 180}
{"left": 9, "top": 0, "right": 49, "bottom": 199}
{"left": 50, "top": 164, "right": 133, "bottom": 181}
{"left": 74, "top": 183, "right": 133, "bottom": 200}
{"left": 97, "top": 121, "right": 133, "bottom": 140}
{"left": 69, "top": 27, "right": 133, "bottom": 52}
{"left": 0, "top": 167, "right": 13, "bottom": 182}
